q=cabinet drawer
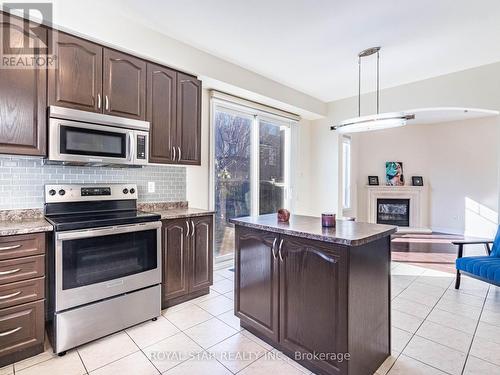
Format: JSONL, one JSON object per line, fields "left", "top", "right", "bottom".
{"left": 0, "top": 300, "right": 44, "bottom": 359}
{"left": 0, "top": 277, "right": 44, "bottom": 309}
{"left": 0, "top": 233, "right": 45, "bottom": 261}
{"left": 0, "top": 255, "right": 44, "bottom": 285}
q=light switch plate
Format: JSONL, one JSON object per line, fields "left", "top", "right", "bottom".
{"left": 148, "top": 181, "right": 155, "bottom": 193}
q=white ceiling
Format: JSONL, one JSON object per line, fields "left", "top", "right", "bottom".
{"left": 118, "top": 0, "right": 500, "bottom": 102}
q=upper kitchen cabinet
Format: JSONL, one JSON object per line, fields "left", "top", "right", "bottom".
{"left": 147, "top": 63, "right": 177, "bottom": 164}
{"left": 0, "top": 15, "right": 47, "bottom": 156}
{"left": 103, "top": 49, "right": 146, "bottom": 120}
{"left": 48, "top": 32, "right": 102, "bottom": 113}
{"left": 176, "top": 73, "right": 201, "bottom": 165}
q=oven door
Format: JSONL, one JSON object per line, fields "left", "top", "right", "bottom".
{"left": 48, "top": 118, "right": 135, "bottom": 165}
{"left": 55, "top": 221, "right": 161, "bottom": 311}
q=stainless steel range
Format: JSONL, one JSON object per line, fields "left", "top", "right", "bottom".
{"left": 44, "top": 184, "right": 161, "bottom": 355}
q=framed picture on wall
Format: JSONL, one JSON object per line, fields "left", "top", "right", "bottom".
{"left": 386, "top": 162, "right": 404, "bottom": 186}
{"left": 412, "top": 176, "right": 424, "bottom": 186}
{"left": 368, "top": 176, "right": 379, "bottom": 186}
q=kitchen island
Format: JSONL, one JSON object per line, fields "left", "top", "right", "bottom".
{"left": 230, "top": 214, "right": 397, "bottom": 375}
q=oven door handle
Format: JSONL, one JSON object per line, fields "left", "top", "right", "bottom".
{"left": 56, "top": 221, "right": 161, "bottom": 241}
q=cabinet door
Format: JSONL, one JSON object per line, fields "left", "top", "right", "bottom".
{"left": 189, "top": 216, "right": 213, "bottom": 293}
{"left": 103, "top": 49, "right": 146, "bottom": 120}
{"left": 176, "top": 73, "right": 201, "bottom": 165}
{"left": 0, "top": 16, "right": 47, "bottom": 156}
{"left": 147, "top": 63, "right": 177, "bottom": 164}
{"left": 162, "top": 219, "right": 189, "bottom": 303}
{"left": 235, "top": 227, "right": 279, "bottom": 342}
{"left": 48, "top": 32, "right": 102, "bottom": 113}
{"left": 278, "top": 235, "right": 348, "bottom": 375}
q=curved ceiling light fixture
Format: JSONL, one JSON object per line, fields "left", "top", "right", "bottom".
{"left": 331, "top": 47, "right": 415, "bottom": 134}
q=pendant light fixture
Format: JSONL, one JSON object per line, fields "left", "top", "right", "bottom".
{"left": 331, "top": 47, "right": 414, "bottom": 134}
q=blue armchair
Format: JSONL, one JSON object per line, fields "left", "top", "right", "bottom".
{"left": 454, "top": 227, "right": 500, "bottom": 289}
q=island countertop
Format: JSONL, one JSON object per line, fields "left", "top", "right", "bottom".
{"left": 230, "top": 213, "right": 396, "bottom": 246}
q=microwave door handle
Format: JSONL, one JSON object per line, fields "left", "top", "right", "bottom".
{"left": 128, "top": 133, "right": 134, "bottom": 162}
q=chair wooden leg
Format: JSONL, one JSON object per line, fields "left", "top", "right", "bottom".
{"left": 455, "top": 270, "right": 461, "bottom": 289}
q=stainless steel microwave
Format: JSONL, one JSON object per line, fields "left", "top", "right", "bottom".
{"left": 47, "top": 106, "right": 150, "bottom": 167}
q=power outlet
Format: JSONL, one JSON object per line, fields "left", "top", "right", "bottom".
{"left": 148, "top": 181, "right": 155, "bottom": 193}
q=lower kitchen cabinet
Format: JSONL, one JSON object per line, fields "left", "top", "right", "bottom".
{"left": 161, "top": 215, "right": 213, "bottom": 308}
{"left": 0, "top": 233, "right": 45, "bottom": 367}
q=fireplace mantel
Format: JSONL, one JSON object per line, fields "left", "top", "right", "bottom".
{"left": 366, "top": 185, "right": 431, "bottom": 233}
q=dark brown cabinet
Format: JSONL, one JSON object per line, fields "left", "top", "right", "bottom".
{"left": 103, "top": 49, "right": 146, "bottom": 120}
{"left": 176, "top": 73, "right": 202, "bottom": 165}
{"left": 48, "top": 32, "right": 102, "bottom": 113}
{"left": 147, "top": 63, "right": 177, "bottom": 164}
{"left": 162, "top": 215, "right": 213, "bottom": 308}
{"left": 234, "top": 225, "right": 390, "bottom": 375}
{"left": 0, "top": 15, "right": 47, "bottom": 156}
{"left": 49, "top": 34, "right": 146, "bottom": 120}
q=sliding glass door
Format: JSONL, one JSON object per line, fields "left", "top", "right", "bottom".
{"left": 213, "top": 104, "right": 292, "bottom": 262}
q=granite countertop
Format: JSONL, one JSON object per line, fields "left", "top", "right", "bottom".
{"left": 153, "top": 207, "right": 215, "bottom": 220}
{"left": 230, "top": 214, "right": 397, "bottom": 246}
{"left": 0, "top": 209, "right": 53, "bottom": 236}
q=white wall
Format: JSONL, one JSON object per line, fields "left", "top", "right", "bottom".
{"left": 353, "top": 118, "right": 498, "bottom": 236}
{"left": 309, "top": 62, "right": 500, "bottom": 226}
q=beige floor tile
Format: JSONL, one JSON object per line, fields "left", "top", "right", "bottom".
{"left": 217, "top": 310, "right": 243, "bottom": 331}
{"left": 0, "top": 365, "right": 13, "bottom": 375}
{"left": 397, "top": 288, "right": 441, "bottom": 307}
{"left": 188, "top": 291, "right": 221, "bottom": 304}
{"left": 271, "top": 350, "right": 313, "bottom": 374}
{"left": 442, "top": 289, "right": 486, "bottom": 308}
{"left": 480, "top": 308, "right": 500, "bottom": 327}
{"left": 391, "top": 285, "right": 405, "bottom": 299}
{"left": 387, "top": 354, "right": 448, "bottom": 375}
{"left": 453, "top": 278, "right": 489, "bottom": 298}
{"left": 469, "top": 336, "right": 500, "bottom": 366}
{"left": 165, "top": 304, "right": 213, "bottom": 330}
{"left": 211, "top": 279, "right": 234, "bottom": 294}
{"left": 14, "top": 338, "right": 56, "bottom": 371}
{"left": 16, "top": 351, "right": 86, "bottom": 375}
{"left": 208, "top": 333, "right": 268, "bottom": 373}
{"left": 426, "top": 308, "right": 478, "bottom": 334}
{"left": 241, "top": 330, "right": 274, "bottom": 351}
{"left": 161, "top": 300, "right": 195, "bottom": 316}
{"left": 77, "top": 331, "right": 138, "bottom": 372}
{"left": 184, "top": 318, "right": 238, "bottom": 349}
{"left": 463, "top": 355, "right": 500, "bottom": 374}
{"left": 403, "top": 335, "right": 466, "bottom": 375}
{"left": 415, "top": 320, "right": 473, "bottom": 353}
{"left": 376, "top": 351, "right": 400, "bottom": 375}
{"left": 407, "top": 282, "right": 447, "bottom": 298}
{"left": 238, "top": 352, "right": 307, "bottom": 375}
{"left": 435, "top": 297, "right": 482, "bottom": 320}
{"left": 483, "top": 298, "right": 500, "bottom": 313}
{"left": 143, "top": 332, "right": 203, "bottom": 373}
{"left": 165, "top": 354, "right": 232, "bottom": 374}
{"left": 90, "top": 351, "right": 159, "bottom": 375}
{"left": 415, "top": 275, "right": 453, "bottom": 290}
{"left": 391, "top": 327, "right": 413, "bottom": 352}
{"left": 392, "top": 264, "right": 426, "bottom": 277}
{"left": 391, "top": 275, "right": 417, "bottom": 289}
{"left": 196, "top": 294, "right": 233, "bottom": 316}
{"left": 475, "top": 321, "right": 500, "bottom": 345}
{"left": 391, "top": 310, "right": 424, "bottom": 333}
{"left": 392, "top": 296, "right": 432, "bottom": 319}
{"left": 223, "top": 291, "right": 234, "bottom": 300}
{"left": 218, "top": 268, "right": 235, "bottom": 280}
{"left": 213, "top": 272, "right": 227, "bottom": 282}
{"left": 126, "top": 316, "right": 180, "bottom": 348}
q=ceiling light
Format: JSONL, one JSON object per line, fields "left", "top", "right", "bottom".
{"left": 331, "top": 47, "right": 414, "bottom": 134}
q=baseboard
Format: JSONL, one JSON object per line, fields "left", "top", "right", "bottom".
{"left": 431, "top": 226, "right": 464, "bottom": 236}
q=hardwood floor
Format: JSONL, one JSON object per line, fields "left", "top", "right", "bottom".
{"left": 391, "top": 233, "right": 464, "bottom": 274}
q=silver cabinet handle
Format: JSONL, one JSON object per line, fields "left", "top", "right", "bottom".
{"left": 172, "top": 147, "right": 176, "bottom": 162}
{"left": 278, "top": 239, "right": 284, "bottom": 262}
{"left": 191, "top": 220, "right": 195, "bottom": 237}
{"left": 0, "top": 268, "right": 21, "bottom": 276}
{"left": 272, "top": 238, "right": 277, "bottom": 259}
{"left": 0, "top": 244, "right": 21, "bottom": 251}
{"left": 186, "top": 220, "right": 190, "bottom": 237}
{"left": 105, "top": 95, "right": 109, "bottom": 111}
{"left": 0, "top": 291, "right": 21, "bottom": 300}
{"left": 0, "top": 327, "right": 22, "bottom": 337}
{"left": 97, "top": 93, "right": 101, "bottom": 109}
{"left": 177, "top": 147, "right": 181, "bottom": 162}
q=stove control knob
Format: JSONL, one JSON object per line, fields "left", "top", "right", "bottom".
{"left": 122, "top": 188, "right": 129, "bottom": 194}
{"left": 58, "top": 189, "right": 66, "bottom": 196}
{"left": 49, "top": 189, "right": 56, "bottom": 196}
{"left": 130, "top": 188, "right": 135, "bottom": 194}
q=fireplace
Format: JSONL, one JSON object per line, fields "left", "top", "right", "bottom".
{"left": 377, "top": 198, "right": 410, "bottom": 227}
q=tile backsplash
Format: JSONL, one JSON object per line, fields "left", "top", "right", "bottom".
{"left": 0, "top": 156, "right": 186, "bottom": 209}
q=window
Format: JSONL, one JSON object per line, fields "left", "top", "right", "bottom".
{"left": 342, "top": 136, "right": 351, "bottom": 209}
{"left": 211, "top": 100, "right": 294, "bottom": 262}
